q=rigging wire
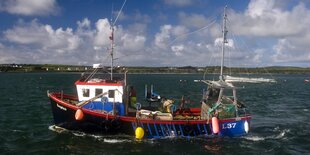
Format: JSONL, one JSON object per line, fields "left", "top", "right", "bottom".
{"left": 167, "top": 18, "right": 217, "bottom": 46}
{"left": 113, "top": 0, "right": 127, "bottom": 26}
{"left": 112, "top": 16, "right": 218, "bottom": 66}
{"left": 226, "top": 17, "right": 276, "bottom": 81}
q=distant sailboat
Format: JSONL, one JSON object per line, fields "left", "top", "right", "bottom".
{"left": 224, "top": 75, "right": 276, "bottom": 83}
{"left": 214, "top": 8, "right": 276, "bottom": 84}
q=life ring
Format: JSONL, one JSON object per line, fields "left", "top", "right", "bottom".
{"left": 101, "top": 96, "right": 108, "bottom": 103}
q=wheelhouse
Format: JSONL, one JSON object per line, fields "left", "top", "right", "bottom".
{"left": 75, "top": 79, "right": 124, "bottom": 103}
{"left": 75, "top": 78, "right": 126, "bottom": 116}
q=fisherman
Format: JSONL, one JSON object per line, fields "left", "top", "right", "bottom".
{"left": 162, "top": 98, "right": 175, "bottom": 113}
{"left": 129, "top": 86, "right": 137, "bottom": 108}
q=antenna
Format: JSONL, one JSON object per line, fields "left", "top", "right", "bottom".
{"left": 108, "top": 0, "right": 127, "bottom": 80}
{"left": 110, "top": 19, "right": 114, "bottom": 80}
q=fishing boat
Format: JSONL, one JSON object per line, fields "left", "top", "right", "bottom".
{"left": 47, "top": 6, "right": 251, "bottom": 139}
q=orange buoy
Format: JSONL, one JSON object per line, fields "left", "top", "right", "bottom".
{"left": 212, "top": 117, "right": 219, "bottom": 134}
{"left": 75, "top": 109, "right": 84, "bottom": 121}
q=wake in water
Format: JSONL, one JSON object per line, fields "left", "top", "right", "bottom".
{"left": 48, "top": 125, "right": 132, "bottom": 144}
{"left": 49, "top": 124, "right": 292, "bottom": 147}
{"left": 48, "top": 125, "right": 68, "bottom": 133}
{"left": 48, "top": 125, "right": 212, "bottom": 144}
{"left": 243, "top": 126, "right": 290, "bottom": 141}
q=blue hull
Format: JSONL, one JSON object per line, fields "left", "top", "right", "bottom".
{"left": 49, "top": 92, "right": 251, "bottom": 139}
{"left": 130, "top": 119, "right": 250, "bottom": 139}
{"left": 220, "top": 120, "right": 249, "bottom": 137}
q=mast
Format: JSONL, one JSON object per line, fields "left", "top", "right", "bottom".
{"left": 110, "top": 18, "right": 114, "bottom": 80}
{"left": 220, "top": 6, "right": 228, "bottom": 81}
{"left": 108, "top": 0, "right": 126, "bottom": 81}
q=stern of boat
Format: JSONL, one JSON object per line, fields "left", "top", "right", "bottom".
{"left": 219, "top": 118, "right": 250, "bottom": 137}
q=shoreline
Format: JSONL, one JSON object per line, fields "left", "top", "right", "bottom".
{"left": 1, "top": 64, "right": 309, "bottom": 74}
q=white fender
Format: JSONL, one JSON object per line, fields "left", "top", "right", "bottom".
{"left": 244, "top": 120, "right": 249, "bottom": 133}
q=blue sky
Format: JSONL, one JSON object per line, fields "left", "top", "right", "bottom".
{"left": 0, "top": 0, "right": 309, "bottom": 67}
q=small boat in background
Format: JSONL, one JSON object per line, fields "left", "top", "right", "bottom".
{"left": 305, "top": 79, "right": 310, "bottom": 82}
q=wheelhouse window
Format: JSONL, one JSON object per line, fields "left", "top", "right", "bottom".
{"left": 108, "top": 90, "right": 115, "bottom": 98}
{"left": 82, "top": 88, "right": 90, "bottom": 97}
{"left": 95, "top": 89, "right": 103, "bottom": 96}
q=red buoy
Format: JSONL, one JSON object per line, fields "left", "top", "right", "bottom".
{"left": 212, "top": 117, "right": 219, "bottom": 134}
{"left": 75, "top": 109, "right": 84, "bottom": 121}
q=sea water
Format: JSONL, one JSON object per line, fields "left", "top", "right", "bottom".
{"left": 0, "top": 73, "right": 309, "bottom": 154}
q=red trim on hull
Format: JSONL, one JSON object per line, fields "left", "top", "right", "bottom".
{"left": 48, "top": 92, "right": 251, "bottom": 125}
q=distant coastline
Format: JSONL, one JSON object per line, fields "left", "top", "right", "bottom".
{"left": 0, "top": 64, "right": 309, "bottom": 74}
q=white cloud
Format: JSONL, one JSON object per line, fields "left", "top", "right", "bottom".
{"left": 252, "top": 49, "right": 265, "bottom": 63}
{"left": 230, "top": 0, "right": 309, "bottom": 37}
{"left": 154, "top": 24, "right": 190, "bottom": 49}
{"left": 93, "top": 18, "right": 113, "bottom": 48}
{"left": 77, "top": 18, "right": 91, "bottom": 29}
{"left": 0, "top": 0, "right": 309, "bottom": 67}
{"left": 1, "top": 17, "right": 149, "bottom": 65}
{"left": 154, "top": 25, "right": 172, "bottom": 49}
{"left": 163, "top": 0, "right": 193, "bottom": 7}
{"left": 246, "top": 0, "right": 275, "bottom": 18}
{"left": 121, "top": 34, "right": 146, "bottom": 52}
{"left": 214, "top": 38, "right": 234, "bottom": 49}
{"left": 0, "top": 0, "right": 59, "bottom": 16}
{"left": 4, "top": 19, "right": 80, "bottom": 53}
{"left": 133, "top": 11, "right": 151, "bottom": 23}
{"left": 178, "top": 12, "right": 210, "bottom": 28}
{"left": 171, "top": 25, "right": 188, "bottom": 36}
{"left": 272, "top": 39, "right": 310, "bottom": 63}
{"left": 114, "top": 10, "right": 151, "bottom": 24}
{"left": 2, "top": 19, "right": 88, "bottom": 64}
{"left": 228, "top": 0, "right": 310, "bottom": 66}
{"left": 0, "top": 44, "right": 21, "bottom": 63}
{"left": 127, "top": 23, "right": 147, "bottom": 35}
{"left": 171, "top": 44, "right": 184, "bottom": 56}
